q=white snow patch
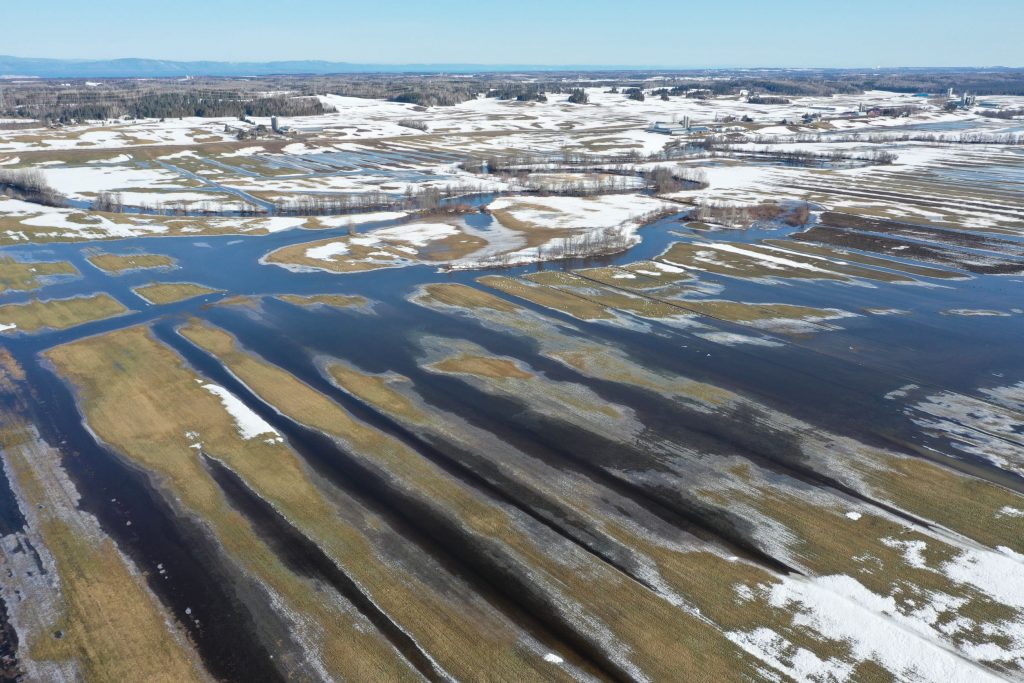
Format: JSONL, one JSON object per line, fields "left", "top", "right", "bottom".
{"left": 881, "top": 537, "right": 928, "bottom": 568}
{"left": 703, "top": 243, "right": 834, "bottom": 274}
{"left": 201, "top": 384, "right": 281, "bottom": 441}
{"left": 884, "top": 384, "right": 919, "bottom": 400}
{"left": 306, "top": 242, "right": 350, "bottom": 260}
{"left": 488, "top": 194, "right": 671, "bottom": 232}
{"left": 737, "top": 574, "right": 1006, "bottom": 682}
{"left": 158, "top": 150, "right": 198, "bottom": 160}
{"left": 727, "top": 626, "right": 853, "bottom": 682}
{"left": 311, "top": 211, "right": 407, "bottom": 228}
{"left": 86, "top": 154, "right": 131, "bottom": 164}
{"left": 696, "top": 331, "right": 784, "bottom": 347}
{"left": 219, "top": 146, "right": 265, "bottom": 158}
{"left": 42, "top": 165, "right": 189, "bottom": 198}
{"left": 372, "top": 222, "right": 458, "bottom": 247}
{"left": 942, "top": 546, "right": 1024, "bottom": 610}
{"left": 258, "top": 217, "right": 309, "bottom": 234}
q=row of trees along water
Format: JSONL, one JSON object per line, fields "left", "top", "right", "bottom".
{"left": 0, "top": 169, "right": 65, "bottom": 206}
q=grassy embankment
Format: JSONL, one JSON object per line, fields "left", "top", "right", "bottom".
{"left": 275, "top": 294, "right": 369, "bottom": 309}
{"left": 133, "top": 283, "right": 221, "bottom": 305}
{"left": 87, "top": 253, "right": 176, "bottom": 273}
{"left": 0, "top": 256, "right": 78, "bottom": 292}
{"left": 0, "top": 294, "right": 127, "bottom": 333}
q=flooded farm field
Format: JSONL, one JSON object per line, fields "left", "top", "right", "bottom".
{"left": 1, "top": 88, "right": 1023, "bottom": 682}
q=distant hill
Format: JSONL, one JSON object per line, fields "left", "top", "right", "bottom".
{"left": 0, "top": 56, "right": 619, "bottom": 78}
{"left": 1, "top": 57, "right": 1018, "bottom": 81}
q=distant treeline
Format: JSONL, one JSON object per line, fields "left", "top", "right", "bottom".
{"left": 93, "top": 184, "right": 491, "bottom": 217}
{"left": 862, "top": 74, "right": 1024, "bottom": 96}
{"left": 390, "top": 88, "right": 479, "bottom": 107}
{"left": 486, "top": 85, "right": 592, "bottom": 104}
{"left": 731, "top": 131, "right": 1024, "bottom": 145}
{"left": 2, "top": 88, "right": 332, "bottom": 123}
{"left": 380, "top": 71, "right": 1024, "bottom": 104}
{"left": 715, "top": 145, "right": 898, "bottom": 166}
{"left": 746, "top": 95, "right": 791, "bottom": 105}
{"left": 980, "top": 107, "right": 1024, "bottom": 119}
{"left": 4, "top": 69, "right": 1024, "bottom": 122}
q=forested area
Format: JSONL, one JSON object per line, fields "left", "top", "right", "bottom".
{"left": 1, "top": 88, "right": 331, "bottom": 123}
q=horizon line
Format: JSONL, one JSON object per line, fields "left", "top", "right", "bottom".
{"left": 1, "top": 55, "right": 1021, "bottom": 73}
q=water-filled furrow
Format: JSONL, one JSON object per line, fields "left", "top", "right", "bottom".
{"left": 0, "top": 593, "right": 19, "bottom": 682}
{"left": 179, "top": 308, "right": 669, "bottom": 588}
{"left": 20, "top": 358, "right": 289, "bottom": 683}
{"left": 432, "top": 287, "right": 1024, "bottom": 495}
{"left": 787, "top": 183, "right": 1024, "bottom": 220}
{"left": 189, "top": 306, "right": 772, "bottom": 586}
{"left": 212, "top": 293, "right": 989, "bottom": 547}
{"left": 601, "top": 393, "right": 938, "bottom": 528}
{"left": 189, "top": 292, "right": 1015, "bottom": 590}
{"left": 403, "top": 378, "right": 801, "bottom": 576}
{"left": 191, "top": 305, "right": 800, "bottom": 574}
{"left": 156, "top": 326, "right": 625, "bottom": 683}
{"left": 0, "top": 431, "right": 28, "bottom": 539}
{"left": 436, "top": 362, "right": 938, "bottom": 532}
{"left": 877, "top": 430, "right": 1024, "bottom": 495}
{"left": 328, "top": 400, "right": 661, "bottom": 592}
{"left": 200, "top": 453, "right": 446, "bottom": 683}
{"left": 408, "top": 432, "right": 662, "bottom": 589}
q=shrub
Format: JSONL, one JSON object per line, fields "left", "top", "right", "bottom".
{"left": 398, "top": 119, "right": 428, "bottom": 131}
{"left": 567, "top": 89, "right": 589, "bottom": 104}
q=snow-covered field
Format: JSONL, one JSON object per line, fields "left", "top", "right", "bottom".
{"left": 1, "top": 87, "right": 1022, "bottom": 248}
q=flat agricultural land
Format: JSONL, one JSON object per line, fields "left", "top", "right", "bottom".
{"left": 1, "top": 75, "right": 1023, "bottom": 683}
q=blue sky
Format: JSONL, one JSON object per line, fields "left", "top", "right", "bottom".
{"left": 6, "top": 0, "right": 1023, "bottom": 67}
